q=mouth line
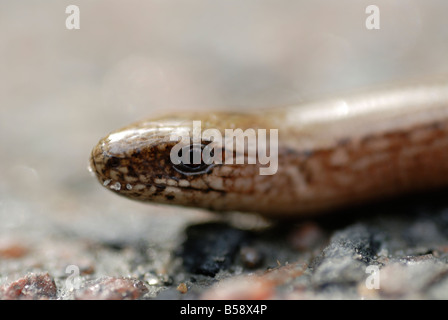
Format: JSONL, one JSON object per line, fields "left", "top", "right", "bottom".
{"left": 99, "top": 176, "right": 227, "bottom": 194}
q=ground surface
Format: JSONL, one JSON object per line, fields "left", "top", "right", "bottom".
{"left": 1, "top": 1, "right": 448, "bottom": 300}
{"left": 2, "top": 191, "right": 448, "bottom": 300}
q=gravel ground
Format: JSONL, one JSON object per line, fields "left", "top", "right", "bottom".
{"left": 1, "top": 1, "right": 448, "bottom": 300}
{"left": 3, "top": 192, "right": 448, "bottom": 299}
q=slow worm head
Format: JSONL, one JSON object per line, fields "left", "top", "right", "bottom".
{"left": 90, "top": 77, "right": 448, "bottom": 218}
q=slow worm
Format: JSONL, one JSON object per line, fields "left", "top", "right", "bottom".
{"left": 90, "top": 76, "right": 448, "bottom": 218}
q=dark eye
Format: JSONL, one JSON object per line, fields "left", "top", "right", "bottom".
{"left": 108, "top": 157, "right": 121, "bottom": 168}
{"left": 173, "top": 144, "right": 214, "bottom": 175}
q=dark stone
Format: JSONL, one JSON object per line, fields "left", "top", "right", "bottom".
{"left": 179, "top": 222, "right": 250, "bottom": 276}
{"left": 310, "top": 224, "right": 382, "bottom": 289}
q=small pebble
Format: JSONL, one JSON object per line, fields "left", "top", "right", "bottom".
{"left": 202, "top": 277, "right": 273, "bottom": 300}
{"left": 177, "top": 282, "right": 188, "bottom": 294}
{"left": 0, "top": 273, "right": 57, "bottom": 300}
{"left": 240, "top": 246, "right": 263, "bottom": 269}
{"left": 0, "top": 239, "right": 28, "bottom": 259}
{"left": 288, "top": 222, "right": 325, "bottom": 251}
{"left": 75, "top": 277, "right": 148, "bottom": 300}
{"left": 202, "top": 262, "right": 306, "bottom": 300}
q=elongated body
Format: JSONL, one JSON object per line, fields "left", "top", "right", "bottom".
{"left": 90, "top": 76, "right": 448, "bottom": 218}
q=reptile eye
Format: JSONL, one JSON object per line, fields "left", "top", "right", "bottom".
{"left": 108, "top": 157, "right": 121, "bottom": 168}
{"left": 173, "top": 144, "right": 214, "bottom": 175}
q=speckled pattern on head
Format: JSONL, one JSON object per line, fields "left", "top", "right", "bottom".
{"left": 90, "top": 112, "right": 283, "bottom": 214}
{"left": 90, "top": 77, "right": 448, "bottom": 218}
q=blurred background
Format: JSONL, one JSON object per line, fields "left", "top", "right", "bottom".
{"left": 1, "top": 0, "right": 447, "bottom": 289}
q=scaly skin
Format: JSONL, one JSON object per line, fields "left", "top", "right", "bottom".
{"left": 90, "top": 76, "right": 448, "bottom": 218}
